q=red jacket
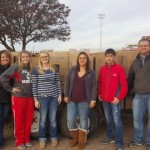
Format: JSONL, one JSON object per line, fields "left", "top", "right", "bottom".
{"left": 98, "top": 63, "right": 128, "bottom": 103}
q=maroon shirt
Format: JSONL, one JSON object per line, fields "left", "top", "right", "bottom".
{"left": 71, "top": 72, "right": 87, "bottom": 103}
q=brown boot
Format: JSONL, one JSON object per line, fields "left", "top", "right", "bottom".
{"left": 39, "top": 141, "right": 46, "bottom": 149}
{"left": 68, "top": 130, "right": 79, "bottom": 148}
{"left": 77, "top": 129, "right": 87, "bottom": 150}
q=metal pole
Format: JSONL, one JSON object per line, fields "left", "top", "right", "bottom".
{"left": 98, "top": 13, "right": 105, "bottom": 50}
{"left": 100, "top": 18, "right": 102, "bottom": 50}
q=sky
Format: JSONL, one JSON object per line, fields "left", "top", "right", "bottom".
{"left": 0, "top": 0, "right": 150, "bottom": 52}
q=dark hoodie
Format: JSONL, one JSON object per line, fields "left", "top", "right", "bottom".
{"left": 0, "top": 65, "right": 11, "bottom": 103}
{"left": 0, "top": 64, "right": 32, "bottom": 97}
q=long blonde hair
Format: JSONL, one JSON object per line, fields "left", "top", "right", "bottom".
{"left": 18, "top": 50, "right": 32, "bottom": 72}
{"left": 37, "top": 50, "right": 55, "bottom": 74}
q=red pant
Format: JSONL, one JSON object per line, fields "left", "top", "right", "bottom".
{"left": 11, "top": 96, "right": 34, "bottom": 146}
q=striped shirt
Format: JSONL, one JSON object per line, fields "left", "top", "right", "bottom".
{"left": 32, "top": 67, "right": 61, "bottom": 100}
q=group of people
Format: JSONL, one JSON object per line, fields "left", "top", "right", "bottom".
{"left": 0, "top": 38, "right": 150, "bottom": 150}
{"left": 0, "top": 50, "right": 61, "bottom": 149}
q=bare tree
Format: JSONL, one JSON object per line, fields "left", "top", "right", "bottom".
{"left": 0, "top": 0, "right": 70, "bottom": 51}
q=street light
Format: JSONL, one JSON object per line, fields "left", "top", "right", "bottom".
{"left": 98, "top": 13, "right": 105, "bottom": 50}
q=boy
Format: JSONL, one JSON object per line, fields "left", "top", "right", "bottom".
{"left": 98, "top": 48, "right": 128, "bottom": 150}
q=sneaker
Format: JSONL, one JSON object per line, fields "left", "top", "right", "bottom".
{"left": 129, "top": 140, "right": 142, "bottom": 148}
{"left": 39, "top": 141, "right": 46, "bottom": 149}
{"left": 51, "top": 139, "right": 58, "bottom": 147}
{"left": 116, "top": 145, "right": 123, "bottom": 150}
{"left": 25, "top": 142, "right": 32, "bottom": 147}
{"left": 18, "top": 144, "right": 26, "bottom": 149}
{"left": 101, "top": 138, "right": 115, "bottom": 144}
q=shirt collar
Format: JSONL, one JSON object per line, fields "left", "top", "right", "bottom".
{"left": 139, "top": 53, "right": 149, "bottom": 60}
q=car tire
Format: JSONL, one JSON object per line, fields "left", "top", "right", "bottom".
{"left": 30, "top": 109, "right": 40, "bottom": 140}
{"left": 58, "top": 106, "right": 99, "bottom": 139}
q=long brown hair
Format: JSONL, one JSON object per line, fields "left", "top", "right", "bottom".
{"left": 0, "top": 50, "right": 12, "bottom": 66}
{"left": 76, "top": 52, "right": 90, "bottom": 72}
{"left": 18, "top": 50, "right": 32, "bottom": 72}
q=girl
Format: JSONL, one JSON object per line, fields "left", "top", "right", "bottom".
{"left": 0, "top": 50, "right": 34, "bottom": 149}
{"left": 32, "top": 50, "right": 61, "bottom": 149}
{"left": 64, "top": 52, "right": 97, "bottom": 150}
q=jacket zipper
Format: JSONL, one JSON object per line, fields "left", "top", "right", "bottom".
{"left": 106, "top": 66, "right": 110, "bottom": 99}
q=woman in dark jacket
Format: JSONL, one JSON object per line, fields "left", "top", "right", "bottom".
{"left": 64, "top": 52, "right": 97, "bottom": 150}
{"left": 0, "top": 50, "right": 12, "bottom": 148}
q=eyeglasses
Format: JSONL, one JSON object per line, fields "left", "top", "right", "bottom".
{"left": 40, "top": 56, "right": 49, "bottom": 59}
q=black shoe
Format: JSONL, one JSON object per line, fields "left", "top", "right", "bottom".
{"left": 0, "top": 146, "right": 3, "bottom": 150}
{"left": 101, "top": 138, "right": 115, "bottom": 144}
{"left": 129, "top": 140, "right": 142, "bottom": 148}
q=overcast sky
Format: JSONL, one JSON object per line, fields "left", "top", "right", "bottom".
{"left": 1, "top": 0, "right": 150, "bottom": 52}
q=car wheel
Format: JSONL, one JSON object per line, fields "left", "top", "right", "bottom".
{"left": 31, "top": 109, "right": 40, "bottom": 140}
{"left": 58, "top": 106, "right": 99, "bottom": 139}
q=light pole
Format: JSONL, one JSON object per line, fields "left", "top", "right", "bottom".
{"left": 98, "top": 13, "right": 105, "bottom": 50}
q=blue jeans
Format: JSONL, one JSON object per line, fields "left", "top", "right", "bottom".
{"left": 102, "top": 101, "right": 123, "bottom": 146}
{"left": 132, "top": 94, "right": 150, "bottom": 144}
{"left": 0, "top": 103, "right": 10, "bottom": 146}
{"left": 67, "top": 101, "right": 90, "bottom": 131}
{"left": 38, "top": 96, "right": 58, "bottom": 141}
